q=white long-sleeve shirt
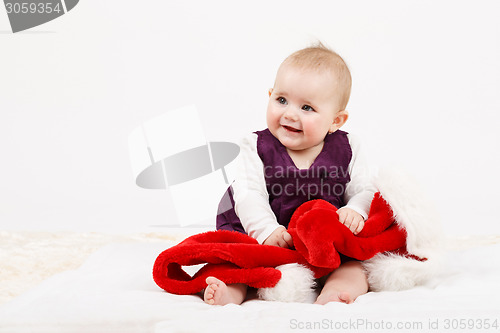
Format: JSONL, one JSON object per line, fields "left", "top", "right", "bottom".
{"left": 230, "top": 132, "right": 376, "bottom": 244}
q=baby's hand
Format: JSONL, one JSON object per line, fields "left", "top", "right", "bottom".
{"left": 263, "top": 226, "right": 293, "bottom": 248}
{"left": 336, "top": 207, "right": 364, "bottom": 235}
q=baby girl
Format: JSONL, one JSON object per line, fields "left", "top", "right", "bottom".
{"left": 207, "top": 43, "right": 375, "bottom": 305}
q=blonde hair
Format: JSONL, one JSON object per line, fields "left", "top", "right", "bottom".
{"left": 280, "top": 42, "right": 352, "bottom": 110}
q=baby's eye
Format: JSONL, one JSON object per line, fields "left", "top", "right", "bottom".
{"left": 277, "top": 97, "right": 287, "bottom": 105}
{"left": 302, "top": 105, "right": 315, "bottom": 112}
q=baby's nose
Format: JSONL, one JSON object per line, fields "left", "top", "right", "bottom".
{"left": 283, "top": 107, "right": 299, "bottom": 121}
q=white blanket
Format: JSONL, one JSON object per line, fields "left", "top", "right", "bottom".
{"left": 1, "top": 237, "right": 499, "bottom": 333}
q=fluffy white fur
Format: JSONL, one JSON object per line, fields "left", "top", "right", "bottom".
{"left": 362, "top": 253, "right": 442, "bottom": 291}
{"left": 362, "top": 167, "right": 444, "bottom": 291}
{"left": 257, "top": 264, "right": 317, "bottom": 303}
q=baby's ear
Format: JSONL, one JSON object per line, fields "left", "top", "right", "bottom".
{"left": 329, "top": 110, "right": 349, "bottom": 133}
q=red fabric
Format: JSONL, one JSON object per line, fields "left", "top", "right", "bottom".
{"left": 153, "top": 192, "right": 409, "bottom": 295}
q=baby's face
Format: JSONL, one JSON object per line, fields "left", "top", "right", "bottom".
{"left": 267, "top": 64, "right": 344, "bottom": 152}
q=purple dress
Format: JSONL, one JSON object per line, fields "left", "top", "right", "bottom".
{"left": 216, "top": 128, "right": 352, "bottom": 234}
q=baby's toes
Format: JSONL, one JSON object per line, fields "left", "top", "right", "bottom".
{"left": 338, "top": 291, "right": 354, "bottom": 304}
{"left": 204, "top": 288, "right": 215, "bottom": 304}
{"left": 206, "top": 276, "right": 221, "bottom": 288}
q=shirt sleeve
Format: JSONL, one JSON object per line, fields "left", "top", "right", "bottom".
{"left": 343, "top": 133, "right": 376, "bottom": 220}
{"left": 231, "top": 133, "right": 281, "bottom": 244}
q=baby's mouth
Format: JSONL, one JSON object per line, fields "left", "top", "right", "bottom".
{"left": 282, "top": 125, "right": 302, "bottom": 133}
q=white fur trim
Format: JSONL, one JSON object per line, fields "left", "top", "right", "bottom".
{"left": 362, "top": 253, "right": 442, "bottom": 291}
{"left": 363, "top": 167, "right": 444, "bottom": 291}
{"left": 374, "top": 167, "right": 443, "bottom": 258}
{"left": 257, "top": 264, "right": 317, "bottom": 303}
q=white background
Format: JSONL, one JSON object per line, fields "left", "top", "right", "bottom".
{"left": 1, "top": 0, "right": 499, "bottom": 234}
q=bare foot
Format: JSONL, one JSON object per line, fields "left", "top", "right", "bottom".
{"left": 314, "top": 290, "right": 353, "bottom": 305}
{"left": 314, "top": 261, "right": 368, "bottom": 305}
{"left": 204, "top": 277, "right": 247, "bottom": 305}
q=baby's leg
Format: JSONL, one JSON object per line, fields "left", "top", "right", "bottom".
{"left": 204, "top": 276, "right": 248, "bottom": 305}
{"left": 315, "top": 261, "right": 368, "bottom": 305}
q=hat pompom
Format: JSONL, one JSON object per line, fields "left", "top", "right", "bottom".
{"left": 257, "top": 264, "right": 317, "bottom": 303}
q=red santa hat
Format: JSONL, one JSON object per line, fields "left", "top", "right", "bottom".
{"left": 153, "top": 167, "right": 442, "bottom": 302}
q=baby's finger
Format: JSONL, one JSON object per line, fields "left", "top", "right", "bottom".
{"left": 353, "top": 220, "right": 364, "bottom": 235}
{"left": 336, "top": 210, "right": 344, "bottom": 223}
{"left": 349, "top": 220, "right": 358, "bottom": 233}
{"left": 283, "top": 232, "right": 293, "bottom": 247}
{"left": 346, "top": 213, "right": 359, "bottom": 233}
{"left": 343, "top": 213, "right": 354, "bottom": 229}
{"left": 278, "top": 238, "right": 290, "bottom": 248}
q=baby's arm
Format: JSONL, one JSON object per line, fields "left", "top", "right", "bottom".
{"left": 231, "top": 134, "right": 283, "bottom": 244}
{"left": 341, "top": 134, "right": 377, "bottom": 234}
